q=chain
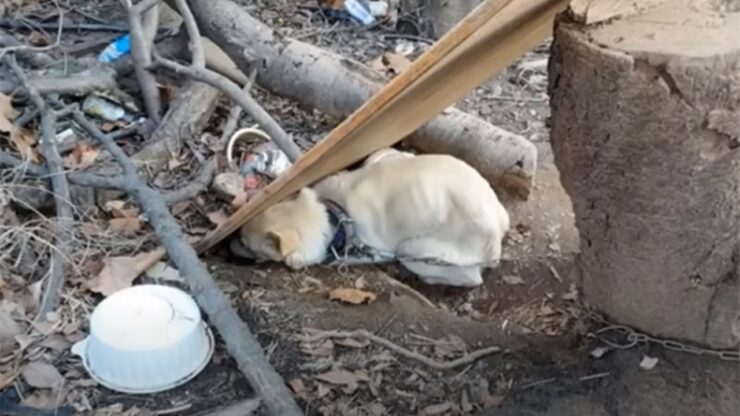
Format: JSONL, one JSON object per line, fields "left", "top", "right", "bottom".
{"left": 587, "top": 315, "right": 739, "bottom": 362}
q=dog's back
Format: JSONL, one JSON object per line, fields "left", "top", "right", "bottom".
{"left": 314, "top": 154, "right": 509, "bottom": 265}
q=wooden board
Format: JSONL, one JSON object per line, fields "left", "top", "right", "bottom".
{"left": 194, "top": 0, "right": 569, "bottom": 253}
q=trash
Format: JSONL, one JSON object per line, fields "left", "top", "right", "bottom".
{"left": 71, "top": 284, "right": 214, "bottom": 394}
{"left": 226, "top": 127, "right": 292, "bottom": 190}
{"left": 639, "top": 355, "right": 659, "bottom": 370}
{"left": 97, "top": 34, "right": 131, "bottom": 63}
{"left": 395, "top": 41, "right": 415, "bottom": 56}
{"left": 54, "top": 128, "right": 78, "bottom": 153}
{"left": 82, "top": 95, "right": 135, "bottom": 122}
{"left": 319, "top": 0, "right": 388, "bottom": 26}
{"left": 590, "top": 346, "right": 610, "bottom": 358}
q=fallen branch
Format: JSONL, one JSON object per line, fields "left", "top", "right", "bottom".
{"left": 219, "top": 68, "right": 257, "bottom": 145}
{"left": 122, "top": 0, "right": 162, "bottom": 122}
{"left": 152, "top": 55, "right": 303, "bottom": 162}
{"left": 184, "top": 0, "right": 539, "bottom": 198}
{"left": 0, "top": 150, "right": 213, "bottom": 204}
{"left": 162, "top": 160, "right": 215, "bottom": 204}
{"left": 0, "top": 65, "right": 117, "bottom": 95}
{"left": 132, "top": 80, "right": 222, "bottom": 168}
{"left": 299, "top": 329, "right": 500, "bottom": 370}
{"left": 0, "top": 31, "right": 55, "bottom": 67}
{"left": 4, "top": 55, "right": 72, "bottom": 317}
{"left": 0, "top": 18, "right": 128, "bottom": 33}
{"left": 71, "top": 112, "right": 302, "bottom": 416}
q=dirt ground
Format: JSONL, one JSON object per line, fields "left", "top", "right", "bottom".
{"left": 1, "top": 0, "right": 738, "bottom": 415}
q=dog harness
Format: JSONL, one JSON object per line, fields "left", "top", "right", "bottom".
{"left": 321, "top": 198, "right": 356, "bottom": 262}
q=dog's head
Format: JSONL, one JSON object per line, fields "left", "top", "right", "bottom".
{"left": 235, "top": 188, "right": 331, "bottom": 269}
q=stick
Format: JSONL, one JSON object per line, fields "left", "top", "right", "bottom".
{"left": 375, "top": 271, "right": 436, "bottom": 309}
{"left": 0, "top": 65, "right": 118, "bottom": 95}
{"left": 122, "top": 0, "right": 162, "bottom": 122}
{"left": 0, "top": 18, "right": 128, "bottom": 33}
{"left": 298, "top": 329, "right": 500, "bottom": 370}
{"left": 4, "top": 55, "right": 72, "bottom": 317}
{"left": 71, "top": 112, "right": 303, "bottom": 416}
{"left": 163, "top": 160, "right": 215, "bottom": 204}
{"left": 197, "top": 398, "right": 261, "bottom": 416}
{"left": 153, "top": 55, "right": 302, "bottom": 162}
{"left": 219, "top": 69, "right": 258, "bottom": 145}
{"left": 0, "top": 150, "right": 212, "bottom": 204}
{"left": 191, "top": 0, "right": 567, "bottom": 253}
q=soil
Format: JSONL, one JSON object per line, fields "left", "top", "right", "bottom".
{"left": 1, "top": 1, "right": 737, "bottom": 415}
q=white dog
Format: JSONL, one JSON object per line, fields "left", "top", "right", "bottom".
{"left": 234, "top": 149, "right": 510, "bottom": 287}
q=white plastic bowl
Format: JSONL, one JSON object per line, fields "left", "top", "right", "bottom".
{"left": 72, "top": 284, "right": 214, "bottom": 394}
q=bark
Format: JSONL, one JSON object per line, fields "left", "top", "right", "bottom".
{"left": 185, "top": 0, "right": 537, "bottom": 199}
{"left": 132, "top": 80, "right": 222, "bottom": 168}
{"left": 549, "top": 2, "right": 740, "bottom": 348}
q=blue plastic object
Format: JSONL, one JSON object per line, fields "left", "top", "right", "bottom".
{"left": 98, "top": 34, "right": 132, "bottom": 62}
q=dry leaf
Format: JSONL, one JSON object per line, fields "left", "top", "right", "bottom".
{"left": 0, "top": 308, "right": 22, "bottom": 354}
{"left": 301, "top": 339, "right": 334, "bottom": 357}
{"left": 63, "top": 143, "right": 100, "bottom": 169}
{"left": 288, "top": 378, "right": 306, "bottom": 394}
{"left": 328, "top": 288, "right": 376, "bottom": 305}
{"left": 315, "top": 369, "right": 361, "bottom": 390}
{"left": 87, "top": 250, "right": 161, "bottom": 296}
{"left": 21, "top": 361, "right": 64, "bottom": 389}
{"left": 639, "top": 355, "right": 659, "bottom": 370}
{"left": 369, "top": 53, "right": 412, "bottom": 77}
{"left": 502, "top": 275, "right": 525, "bottom": 285}
{"left": 206, "top": 209, "right": 228, "bottom": 226}
{"left": 423, "top": 402, "right": 453, "bottom": 415}
{"left": 433, "top": 334, "right": 467, "bottom": 358}
{"left": 0, "top": 93, "right": 38, "bottom": 162}
{"left": 316, "top": 381, "right": 332, "bottom": 399}
{"left": 108, "top": 217, "right": 142, "bottom": 235}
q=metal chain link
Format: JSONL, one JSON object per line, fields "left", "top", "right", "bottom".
{"left": 587, "top": 316, "right": 739, "bottom": 362}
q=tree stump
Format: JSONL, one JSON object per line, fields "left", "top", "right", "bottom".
{"left": 549, "top": 0, "right": 740, "bottom": 348}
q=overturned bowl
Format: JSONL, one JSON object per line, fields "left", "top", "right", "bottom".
{"left": 72, "top": 284, "right": 214, "bottom": 394}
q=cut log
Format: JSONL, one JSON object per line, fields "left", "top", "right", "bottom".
{"left": 132, "top": 80, "right": 222, "bottom": 169}
{"left": 549, "top": 1, "right": 740, "bottom": 348}
{"left": 182, "top": 0, "right": 539, "bottom": 199}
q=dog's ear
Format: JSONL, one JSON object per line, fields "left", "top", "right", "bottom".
{"left": 266, "top": 229, "right": 300, "bottom": 257}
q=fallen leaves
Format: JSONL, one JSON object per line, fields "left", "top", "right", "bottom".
{"left": 108, "top": 217, "right": 142, "bottom": 235}
{"left": 328, "top": 288, "right": 376, "bottom": 305}
{"left": 369, "top": 52, "right": 412, "bottom": 77}
{"left": 87, "top": 249, "right": 163, "bottom": 296}
{"left": 0, "top": 92, "right": 38, "bottom": 161}
{"left": 21, "top": 361, "right": 64, "bottom": 389}
{"left": 63, "top": 143, "right": 101, "bottom": 170}
{"left": 501, "top": 275, "right": 525, "bottom": 285}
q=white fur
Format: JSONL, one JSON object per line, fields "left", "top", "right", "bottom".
{"left": 239, "top": 149, "right": 510, "bottom": 287}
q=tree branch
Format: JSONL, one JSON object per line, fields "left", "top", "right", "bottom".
{"left": 122, "top": 0, "right": 162, "bottom": 122}
{"left": 71, "top": 112, "right": 303, "bottom": 416}
{"left": 153, "top": 55, "right": 302, "bottom": 161}
{"left": 4, "top": 55, "right": 72, "bottom": 317}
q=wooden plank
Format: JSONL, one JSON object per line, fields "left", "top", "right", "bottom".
{"left": 194, "top": 0, "right": 569, "bottom": 253}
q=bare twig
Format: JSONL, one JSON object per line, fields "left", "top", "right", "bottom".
{"left": 375, "top": 271, "right": 437, "bottom": 309}
{"left": 163, "top": 160, "right": 215, "bottom": 204}
{"left": 0, "top": 65, "right": 117, "bottom": 95}
{"left": 0, "top": 18, "right": 128, "bottom": 33}
{"left": 197, "top": 398, "right": 261, "bottom": 416}
{"left": 71, "top": 111, "right": 303, "bottom": 416}
{"left": 299, "top": 329, "right": 500, "bottom": 370}
{"left": 219, "top": 68, "right": 258, "bottom": 145}
{"left": 0, "top": 6, "right": 64, "bottom": 61}
{"left": 4, "top": 55, "right": 72, "bottom": 317}
{"left": 0, "top": 32, "right": 55, "bottom": 67}
{"left": 122, "top": 0, "right": 162, "bottom": 122}
{"left": 0, "top": 150, "right": 211, "bottom": 203}
{"left": 173, "top": 0, "right": 205, "bottom": 67}
{"left": 153, "top": 55, "right": 302, "bottom": 161}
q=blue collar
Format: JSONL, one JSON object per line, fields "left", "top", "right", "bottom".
{"left": 322, "top": 199, "right": 354, "bottom": 260}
